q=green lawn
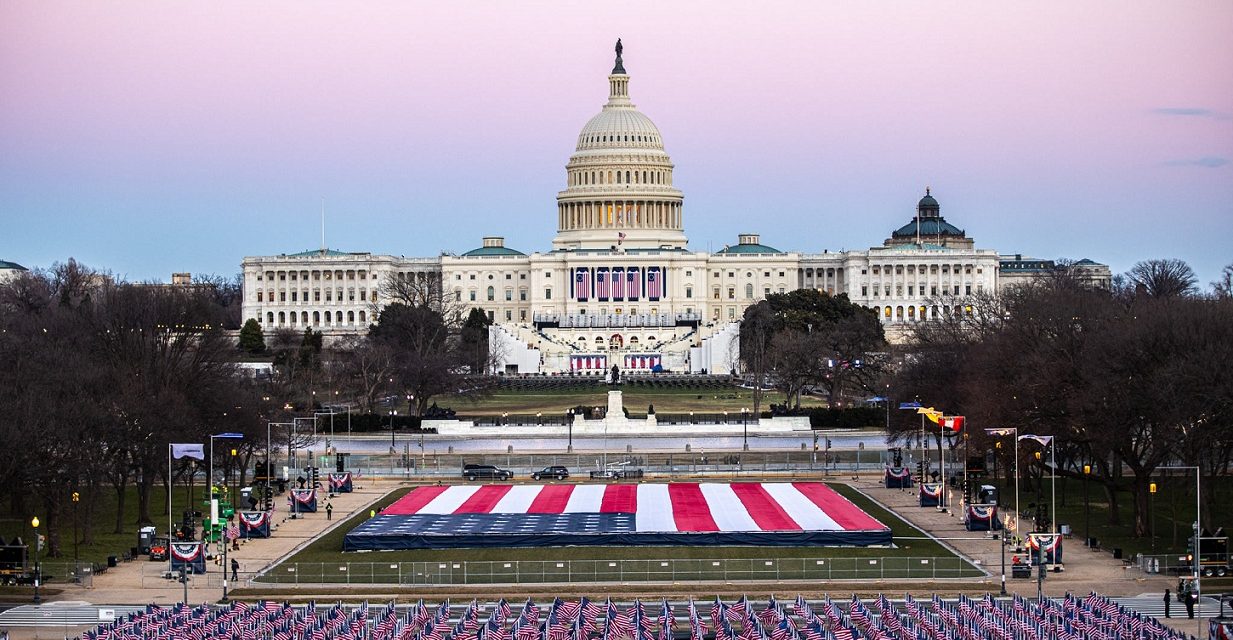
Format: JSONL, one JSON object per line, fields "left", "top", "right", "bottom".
{"left": 257, "top": 482, "right": 981, "bottom": 585}
{"left": 437, "top": 387, "right": 826, "bottom": 417}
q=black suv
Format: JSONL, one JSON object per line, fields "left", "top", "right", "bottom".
{"left": 461, "top": 464, "right": 513, "bottom": 481}
{"left": 531, "top": 466, "right": 569, "bottom": 481}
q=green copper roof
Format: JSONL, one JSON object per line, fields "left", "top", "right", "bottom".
{"left": 892, "top": 218, "right": 964, "bottom": 238}
{"left": 715, "top": 242, "right": 783, "bottom": 255}
{"left": 0, "top": 260, "right": 28, "bottom": 271}
{"left": 460, "top": 246, "right": 527, "bottom": 257}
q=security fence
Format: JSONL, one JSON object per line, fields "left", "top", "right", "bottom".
{"left": 241, "top": 555, "right": 981, "bottom": 586}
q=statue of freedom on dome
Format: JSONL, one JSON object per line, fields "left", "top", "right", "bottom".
{"left": 613, "top": 39, "right": 626, "bottom": 74}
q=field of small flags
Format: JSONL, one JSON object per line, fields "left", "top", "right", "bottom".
{"left": 78, "top": 591, "right": 1194, "bottom": 640}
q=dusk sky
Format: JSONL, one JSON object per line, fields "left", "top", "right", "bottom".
{"left": 2, "top": 1, "right": 1230, "bottom": 285}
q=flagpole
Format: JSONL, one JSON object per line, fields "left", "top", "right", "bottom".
{"left": 1051, "top": 438, "right": 1057, "bottom": 535}
{"left": 1014, "top": 429, "right": 1020, "bottom": 538}
{"left": 168, "top": 444, "right": 174, "bottom": 578}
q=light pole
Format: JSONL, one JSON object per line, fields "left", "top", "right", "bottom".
{"left": 207, "top": 432, "right": 242, "bottom": 604}
{"left": 1084, "top": 463, "right": 1092, "bottom": 547}
{"left": 985, "top": 427, "right": 1020, "bottom": 539}
{"left": 389, "top": 409, "right": 398, "bottom": 453}
{"left": 30, "top": 516, "right": 40, "bottom": 604}
{"left": 1158, "top": 465, "right": 1202, "bottom": 638}
{"left": 567, "top": 409, "right": 574, "bottom": 453}
{"left": 742, "top": 407, "right": 749, "bottom": 451}
{"left": 71, "top": 490, "right": 80, "bottom": 581}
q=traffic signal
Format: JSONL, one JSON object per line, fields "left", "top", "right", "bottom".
{"left": 310, "top": 466, "right": 319, "bottom": 488}
{"left": 263, "top": 486, "right": 273, "bottom": 512}
{"left": 1187, "top": 536, "right": 1196, "bottom": 563}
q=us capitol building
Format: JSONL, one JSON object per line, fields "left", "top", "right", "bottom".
{"left": 241, "top": 42, "right": 1109, "bottom": 375}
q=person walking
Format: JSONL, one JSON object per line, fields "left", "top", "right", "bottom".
{"left": 1163, "top": 589, "right": 1171, "bottom": 618}
{"left": 326, "top": 503, "right": 333, "bottom": 520}
{"left": 1185, "top": 589, "right": 1196, "bottom": 619}
{"left": 230, "top": 558, "right": 239, "bottom": 582}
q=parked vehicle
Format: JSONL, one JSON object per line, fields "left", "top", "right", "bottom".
{"left": 149, "top": 536, "right": 171, "bottom": 562}
{"left": 531, "top": 466, "right": 569, "bottom": 481}
{"left": 589, "top": 462, "right": 644, "bottom": 480}
{"left": 461, "top": 464, "right": 513, "bottom": 481}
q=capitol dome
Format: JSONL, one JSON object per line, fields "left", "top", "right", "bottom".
{"left": 553, "top": 40, "right": 687, "bottom": 252}
{"left": 576, "top": 109, "right": 664, "bottom": 151}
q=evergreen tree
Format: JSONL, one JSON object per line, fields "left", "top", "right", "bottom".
{"left": 238, "top": 318, "right": 265, "bottom": 353}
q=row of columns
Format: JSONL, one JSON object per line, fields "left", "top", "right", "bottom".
{"left": 557, "top": 200, "right": 682, "bottom": 231}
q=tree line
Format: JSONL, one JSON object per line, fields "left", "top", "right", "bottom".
{"left": 0, "top": 260, "right": 493, "bottom": 558}
{"left": 887, "top": 259, "right": 1233, "bottom": 538}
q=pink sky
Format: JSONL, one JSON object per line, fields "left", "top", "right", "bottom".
{"left": 1, "top": 1, "right": 1230, "bottom": 283}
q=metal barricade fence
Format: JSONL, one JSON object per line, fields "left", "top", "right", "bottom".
{"left": 240, "top": 556, "right": 979, "bottom": 586}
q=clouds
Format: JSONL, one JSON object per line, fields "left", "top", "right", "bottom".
{"left": 1151, "top": 107, "right": 1230, "bottom": 120}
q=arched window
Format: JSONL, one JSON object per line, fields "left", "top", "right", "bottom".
{"left": 487, "top": 286, "right": 495, "bottom": 301}
{"left": 323, "top": 312, "right": 331, "bottom": 325}
{"left": 312, "top": 311, "right": 320, "bottom": 324}
{"left": 907, "top": 306, "right": 915, "bottom": 320}
{"left": 289, "top": 312, "right": 297, "bottom": 325}
{"left": 895, "top": 306, "right": 904, "bottom": 320}
{"left": 347, "top": 311, "right": 355, "bottom": 323}
{"left": 257, "top": 291, "right": 263, "bottom": 302}
{"left": 267, "top": 312, "right": 274, "bottom": 324}
{"left": 336, "top": 311, "right": 343, "bottom": 323}
{"left": 883, "top": 306, "right": 892, "bottom": 319}
{"left": 359, "top": 310, "right": 367, "bottom": 323}
{"left": 625, "top": 171, "right": 630, "bottom": 183}
{"left": 301, "top": 311, "right": 309, "bottom": 324}
{"left": 278, "top": 312, "right": 286, "bottom": 324}
{"left": 745, "top": 283, "right": 754, "bottom": 299}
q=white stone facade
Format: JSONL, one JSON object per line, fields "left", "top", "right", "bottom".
{"left": 239, "top": 44, "right": 1109, "bottom": 372}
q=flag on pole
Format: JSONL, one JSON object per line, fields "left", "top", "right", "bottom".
{"left": 171, "top": 443, "right": 205, "bottom": 460}
{"left": 939, "top": 416, "right": 965, "bottom": 433}
{"left": 898, "top": 401, "right": 922, "bottom": 410}
{"left": 917, "top": 407, "right": 943, "bottom": 423}
{"left": 1018, "top": 434, "right": 1054, "bottom": 447}
{"left": 984, "top": 428, "right": 1016, "bottom": 437}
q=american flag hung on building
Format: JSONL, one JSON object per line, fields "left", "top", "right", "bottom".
{"left": 596, "top": 268, "right": 610, "bottom": 301}
{"left": 574, "top": 268, "right": 590, "bottom": 301}
{"left": 647, "top": 267, "right": 662, "bottom": 301}
{"left": 626, "top": 267, "right": 641, "bottom": 300}
{"left": 612, "top": 267, "right": 625, "bottom": 300}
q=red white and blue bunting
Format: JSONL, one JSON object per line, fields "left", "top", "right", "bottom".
{"left": 1027, "top": 532, "right": 1064, "bottom": 564}
{"left": 571, "top": 266, "right": 662, "bottom": 302}
{"left": 290, "top": 488, "right": 318, "bottom": 513}
{"left": 884, "top": 466, "right": 913, "bottom": 488}
{"left": 964, "top": 504, "right": 1000, "bottom": 531}
{"left": 919, "top": 482, "right": 944, "bottom": 507}
{"left": 239, "top": 510, "right": 272, "bottom": 538}
{"left": 329, "top": 472, "right": 353, "bottom": 493}
{"left": 622, "top": 354, "right": 662, "bottom": 370}
{"left": 170, "top": 541, "right": 206, "bottom": 574}
{"left": 569, "top": 354, "right": 608, "bottom": 371}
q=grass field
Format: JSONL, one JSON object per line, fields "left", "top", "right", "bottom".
{"left": 256, "top": 482, "right": 982, "bottom": 585}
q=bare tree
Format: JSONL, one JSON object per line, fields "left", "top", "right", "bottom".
{"left": 1127, "top": 258, "right": 1198, "bottom": 298}
{"left": 1212, "top": 262, "right": 1233, "bottom": 299}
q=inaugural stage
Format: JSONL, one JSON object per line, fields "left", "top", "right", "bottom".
{"left": 343, "top": 482, "right": 891, "bottom": 551}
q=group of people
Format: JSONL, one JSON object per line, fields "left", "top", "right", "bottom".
{"left": 1163, "top": 578, "right": 1199, "bottom": 619}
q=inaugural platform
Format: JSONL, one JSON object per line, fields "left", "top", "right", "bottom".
{"left": 343, "top": 482, "right": 891, "bottom": 550}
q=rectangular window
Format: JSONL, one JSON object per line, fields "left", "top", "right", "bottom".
{"left": 505, "top": 273, "right": 512, "bottom": 280}
{"left": 470, "top": 274, "right": 476, "bottom": 280}
{"left": 505, "top": 290, "right": 512, "bottom": 301}
{"left": 505, "top": 310, "right": 512, "bottom": 321}
{"left": 314, "top": 291, "right": 320, "bottom": 301}
{"left": 954, "top": 285, "right": 960, "bottom": 295}
{"left": 931, "top": 286, "right": 937, "bottom": 296}
{"left": 965, "top": 285, "right": 972, "bottom": 295}
{"left": 519, "top": 310, "right": 527, "bottom": 321}
{"left": 712, "top": 287, "right": 720, "bottom": 300}
{"left": 520, "top": 273, "right": 527, "bottom": 280}
{"left": 907, "top": 286, "right": 913, "bottom": 297}
{"left": 727, "top": 288, "right": 735, "bottom": 299}
{"left": 519, "top": 290, "right": 527, "bottom": 301}
{"left": 469, "top": 291, "right": 476, "bottom": 301}
{"left": 861, "top": 286, "right": 868, "bottom": 297}
{"left": 763, "top": 287, "right": 771, "bottom": 297}
{"left": 291, "top": 291, "right": 297, "bottom": 302}
{"left": 455, "top": 291, "right": 462, "bottom": 301}
{"left": 685, "top": 270, "right": 693, "bottom": 277}
{"left": 290, "top": 273, "right": 297, "bottom": 281}
{"left": 685, "top": 287, "right": 693, "bottom": 298}
{"left": 545, "top": 289, "right": 552, "bottom": 300}
{"left": 279, "top": 292, "right": 286, "bottom": 302}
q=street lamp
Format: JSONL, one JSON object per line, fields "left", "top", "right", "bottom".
{"left": 30, "top": 516, "right": 40, "bottom": 604}
{"left": 742, "top": 407, "right": 749, "bottom": 451}
{"left": 567, "top": 409, "right": 574, "bottom": 453}
{"left": 389, "top": 409, "right": 398, "bottom": 453}
{"left": 1084, "top": 464, "right": 1092, "bottom": 547}
{"left": 985, "top": 427, "right": 1020, "bottom": 539}
{"left": 1158, "top": 465, "right": 1202, "bottom": 638}
{"left": 208, "top": 432, "right": 243, "bottom": 604}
